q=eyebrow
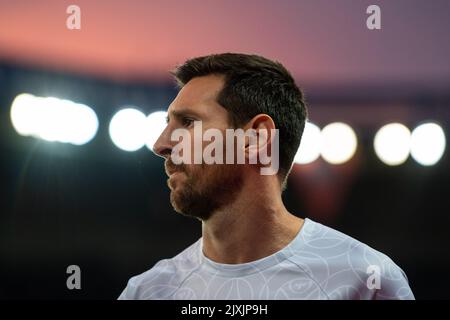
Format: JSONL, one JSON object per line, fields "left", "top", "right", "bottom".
{"left": 166, "top": 109, "right": 202, "bottom": 123}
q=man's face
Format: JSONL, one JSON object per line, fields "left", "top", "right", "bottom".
{"left": 153, "top": 75, "right": 244, "bottom": 220}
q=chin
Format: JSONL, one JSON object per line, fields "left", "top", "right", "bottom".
{"left": 170, "top": 191, "right": 185, "bottom": 213}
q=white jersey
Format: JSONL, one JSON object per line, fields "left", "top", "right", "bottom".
{"left": 118, "top": 218, "right": 414, "bottom": 300}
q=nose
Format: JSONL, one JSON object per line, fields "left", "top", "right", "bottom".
{"left": 152, "top": 126, "right": 172, "bottom": 159}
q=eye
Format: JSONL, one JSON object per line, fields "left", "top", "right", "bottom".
{"left": 182, "top": 117, "right": 194, "bottom": 127}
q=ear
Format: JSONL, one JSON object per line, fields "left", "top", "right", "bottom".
{"left": 243, "top": 114, "right": 276, "bottom": 164}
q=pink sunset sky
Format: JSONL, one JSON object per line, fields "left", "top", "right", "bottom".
{"left": 1, "top": 0, "right": 449, "bottom": 85}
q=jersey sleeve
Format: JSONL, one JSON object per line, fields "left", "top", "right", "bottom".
{"left": 373, "top": 262, "right": 415, "bottom": 300}
{"left": 117, "top": 275, "right": 141, "bottom": 300}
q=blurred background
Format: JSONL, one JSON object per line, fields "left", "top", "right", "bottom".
{"left": 0, "top": 0, "right": 449, "bottom": 299}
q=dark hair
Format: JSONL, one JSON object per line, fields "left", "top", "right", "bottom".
{"left": 171, "top": 53, "right": 308, "bottom": 188}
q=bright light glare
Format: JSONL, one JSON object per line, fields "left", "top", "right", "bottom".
{"left": 10, "top": 93, "right": 98, "bottom": 145}
{"left": 145, "top": 111, "right": 167, "bottom": 151}
{"left": 109, "top": 108, "right": 147, "bottom": 151}
{"left": 374, "top": 123, "right": 411, "bottom": 166}
{"left": 410, "top": 122, "right": 446, "bottom": 166}
{"left": 294, "top": 121, "right": 321, "bottom": 164}
{"left": 321, "top": 122, "right": 357, "bottom": 164}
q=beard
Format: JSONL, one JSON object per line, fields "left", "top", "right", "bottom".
{"left": 165, "top": 160, "right": 244, "bottom": 221}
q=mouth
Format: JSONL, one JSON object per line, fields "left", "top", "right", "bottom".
{"left": 167, "top": 168, "right": 183, "bottom": 177}
{"left": 165, "top": 161, "right": 184, "bottom": 177}
{"left": 169, "top": 171, "right": 183, "bottom": 178}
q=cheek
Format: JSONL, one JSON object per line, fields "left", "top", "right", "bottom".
{"left": 204, "top": 164, "right": 229, "bottom": 182}
{"left": 192, "top": 163, "right": 214, "bottom": 182}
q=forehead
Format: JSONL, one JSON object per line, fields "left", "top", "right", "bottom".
{"left": 168, "top": 74, "right": 226, "bottom": 116}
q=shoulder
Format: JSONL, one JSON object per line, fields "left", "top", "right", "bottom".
{"left": 288, "top": 219, "right": 415, "bottom": 299}
{"left": 118, "top": 239, "right": 202, "bottom": 300}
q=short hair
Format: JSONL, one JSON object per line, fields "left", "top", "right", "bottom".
{"left": 171, "top": 53, "right": 308, "bottom": 188}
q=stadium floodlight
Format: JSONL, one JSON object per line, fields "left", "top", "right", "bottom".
{"left": 321, "top": 122, "right": 358, "bottom": 164}
{"left": 10, "top": 93, "right": 98, "bottom": 145}
{"left": 109, "top": 108, "right": 147, "bottom": 152}
{"left": 145, "top": 111, "right": 168, "bottom": 151}
{"left": 410, "top": 122, "right": 446, "bottom": 166}
{"left": 374, "top": 123, "right": 411, "bottom": 166}
{"left": 294, "top": 121, "right": 322, "bottom": 165}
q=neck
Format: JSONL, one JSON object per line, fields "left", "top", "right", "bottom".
{"left": 201, "top": 175, "right": 304, "bottom": 264}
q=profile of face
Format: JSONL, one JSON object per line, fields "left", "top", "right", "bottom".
{"left": 153, "top": 75, "right": 244, "bottom": 221}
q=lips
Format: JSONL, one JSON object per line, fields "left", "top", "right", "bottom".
{"left": 165, "top": 161, "right": 184, "bottom": 177}
{"left": 166, "top": 168, "right": 183, "bottom": 176}
{"left": 169, "top": 171, "right": 183, "bottom": 177}
{"left": 166, "top": 168, "right": 176, "bottom": 176}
